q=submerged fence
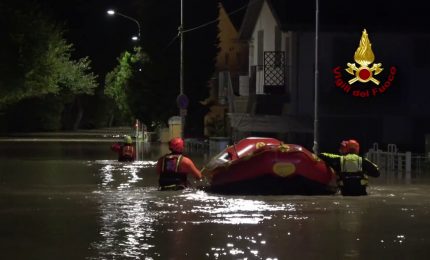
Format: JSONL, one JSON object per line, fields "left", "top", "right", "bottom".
{"left": 365, "top": 143, "right": 428, "bottom": 182}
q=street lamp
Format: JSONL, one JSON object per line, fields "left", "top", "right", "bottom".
{"left": 313, "top": 0, "right": 320, "bottom": 154}
{"left": 106, "top": 9, "right": 141, "bottom": 41}
{"left": 175, "top": 0, "right": 190, "bottom": 138}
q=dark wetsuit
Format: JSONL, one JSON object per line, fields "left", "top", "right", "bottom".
{"left": 319, "top": 153, "right": 380, "bottom": 196}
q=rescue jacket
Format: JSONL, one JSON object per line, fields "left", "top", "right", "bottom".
{"left": 338, "top": 153, "right": 368, "bottom": 188}
{"left": 159, "top": 154, "right": 187, "bottom": 188}
{"left": 340, "top": 154, "right": 362, "bottom": 172}
{"left": 319, "top": 152, "right": 380, "bottom": 196}
{"left": 121, "top": 145, "right": 134, "bottom": 160}
{"left": 111, "top": 142, "right": 135, "bottom": 162}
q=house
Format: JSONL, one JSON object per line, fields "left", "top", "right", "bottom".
{"left": 203, "top": 2, "right": 248, "bottom": 137}
{"left": 228, "top": 0, "right": 430, "bottom": 152}
{"left": 230, "top": 0, "right": 313, "bottom": 146}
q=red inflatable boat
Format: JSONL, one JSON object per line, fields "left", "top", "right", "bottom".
{"left": 202, "top": 137, "right": 337, "bottom": 195}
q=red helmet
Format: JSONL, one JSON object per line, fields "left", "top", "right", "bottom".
{"left": 340, "top": 139, "right": 360, "bottom": 154}
{"left": 169, "top": 137, "right": 184, "bottom": 153}
{"left": 339, "top": 140, "right": 348, "bottom": 154}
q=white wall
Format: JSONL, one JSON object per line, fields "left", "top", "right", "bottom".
{"left": 248, "top": 1, "right": 289, "bottom": 94}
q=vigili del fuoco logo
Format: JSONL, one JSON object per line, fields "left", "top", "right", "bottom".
{"left": 333, "top": 29, "right": 397, "bottom": 98}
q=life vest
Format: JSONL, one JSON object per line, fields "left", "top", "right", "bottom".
{"left": 159, "top": 154, "right": 187, "bottom": 189}
{"left": 338, "top": 154, "right": 368, "bottom": 195}
{"left": 119, "top": 145, "right": 134, "bottom": 161}
{"left": 340, "top": 154, "right": 362, "bottom": 173}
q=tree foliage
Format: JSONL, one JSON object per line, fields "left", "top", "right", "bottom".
{"left": 104, "top": 47, "right": 147, "bottom": 123}
{"left": 0, "top": 1, "right": 99, "bottom": 132}
{"left": 0, "top": 2, "right": 98, "bottom": 108}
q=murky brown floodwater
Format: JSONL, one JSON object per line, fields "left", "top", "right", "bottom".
{"left": 0, "top": 140, "right": 429, "bottom": 260}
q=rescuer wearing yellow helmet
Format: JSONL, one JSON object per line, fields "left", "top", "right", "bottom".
{"left": 111, "top": 135, "right": 136, "bottom": 162}
{"left": 318, "top": 139, "right": 380, "bottom": 196}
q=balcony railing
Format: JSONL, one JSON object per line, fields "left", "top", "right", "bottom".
{"left": 250, "top": 51, "right": 288, "bottom": 95}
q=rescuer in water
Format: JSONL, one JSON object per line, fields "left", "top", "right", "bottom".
{"left": 319, "top": 139, "right": 380, "bottom": 196}
{"left": 156, "top": 137, "right": 203, "bottom": 190}
{"left": 111, "top": 135, "right": 136, "bottom": 162}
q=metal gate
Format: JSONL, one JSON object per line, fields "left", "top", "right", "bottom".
{"left": 365, "top": 143, "right": 428, "bottom": 182}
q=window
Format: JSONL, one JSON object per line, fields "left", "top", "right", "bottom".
{"left": 257, "top": 30, "right": 264, "bottom": 67}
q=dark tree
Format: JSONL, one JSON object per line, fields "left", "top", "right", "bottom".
{"left": 0, "top": 1, "right": 98, "bottom": 131}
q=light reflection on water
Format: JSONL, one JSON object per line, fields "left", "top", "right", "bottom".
{"left": 90, "top": 188, "right": 158, "bottom": 259}
{"left": 92, "top": 160, "right": 157, "bottom": 188}
{"left": 180, "top": 191, "right": 297, "bottom": 224}
{"left": 88, "top": 159, "right": 317, "bottom": 259}
{"left": 87, "top": 158, "right": 430, "bottom": 259}
{"left": 88, "top": 160, "right": 159, "bottom": 259}
{"left": 1, "top": 142, "right": 429, "bottom": 259}
{"left": 87, "top": 168, "right": 430, "bottom": 260}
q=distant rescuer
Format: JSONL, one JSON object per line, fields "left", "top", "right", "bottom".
{"left": 111, "top": 135, "right": 136, "bottom": 162}
{"left": 318, "top": 139, "right": 380, "bottom": 196}
{"left": 156, "top": 137, "right": 203, "bottom": 190}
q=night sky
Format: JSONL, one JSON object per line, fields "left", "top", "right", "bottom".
{"left": 26, "top": 0, "right": 249, "bottom": 83}
{"left": 9, "top": 0, "right": 430, "bottom": 81}
{"left": 31, "top": 0, "right": 142, "bottom": 81}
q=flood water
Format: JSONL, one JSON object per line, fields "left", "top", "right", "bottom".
{"left": 1, "top": 139, "right": 429, "bottom": 260}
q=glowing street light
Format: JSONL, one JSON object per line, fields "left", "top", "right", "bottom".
{"left": 106, "top": 9, "right": 141, "bottom": 41}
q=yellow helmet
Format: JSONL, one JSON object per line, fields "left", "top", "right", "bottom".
{"left": 124, "top": 135, "right": 132, "bottom": 144}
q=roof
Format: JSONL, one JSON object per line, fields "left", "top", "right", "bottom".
{"left": 239, "top": 0, "right": 264, "bottom": 40}
{"left": 220, "top": 0, "right": 249, "bottom": 31}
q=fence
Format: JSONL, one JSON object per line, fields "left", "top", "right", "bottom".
{"left": 185, "top": 138, "right": 209, "bottom": 153}
{"left": 365, "top": 143, "right": 428, "bottom": 182}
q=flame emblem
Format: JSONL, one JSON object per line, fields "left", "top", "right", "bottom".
{"left": 346, "top": 29, "right": 383, "bottom": 85}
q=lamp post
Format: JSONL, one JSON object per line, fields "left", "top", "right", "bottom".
{"left": 180, "top": 1, "right": 184, "bottom": 98}
{"left": 107, "top": 9, "right": 142, "bottom": 159}
{"left": 313, "top": 0, "right": 320, "bottom": 154}
{"left": 107, "top": 9, "right": 141, "bottom": 42}
{"left": 177, "top": 0, "right": 187, "bottom": 138}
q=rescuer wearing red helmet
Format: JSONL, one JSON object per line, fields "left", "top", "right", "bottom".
{"left": 156, "top": 137, "right": 202, "bottom": 190}
{"left": 319, "top": 139, "right": 380, "bottom": 196}
{"left": 111, "top": 135, "right": 136, "bottom": 162}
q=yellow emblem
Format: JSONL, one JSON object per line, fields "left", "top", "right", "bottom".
{"left": 255, "top": 142, "right": 266, "bottom": 149}
{"left": 278, "top": 144, "right": 290, "bottom": 153}
{"left": 273, "top": 162, "right": 296, "bottom": 177}
{"left": 346, "top": 29, "right": 383, "bottom": 85}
